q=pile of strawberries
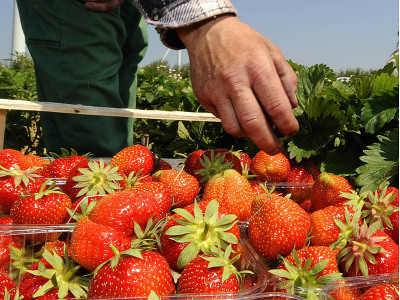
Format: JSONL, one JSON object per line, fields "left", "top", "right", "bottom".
{"left": 0, "top": 146, "right": 398, "bottom": 299}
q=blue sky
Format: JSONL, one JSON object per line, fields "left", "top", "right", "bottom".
{"left": 1, "top": 0, "right": 398, "bottom": 72}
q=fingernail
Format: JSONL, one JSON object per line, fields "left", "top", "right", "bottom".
{"left": 294, "top": 95, "right": 298, "bottom": 106}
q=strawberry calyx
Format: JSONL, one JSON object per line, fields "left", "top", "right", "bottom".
{"left": 130, "top": 218, "right": 164, "bottom": 251}
{"left": 165, "top": 200, "right": 238, "bottom": 270}
{"left": 331, "top": 207, "right": 362, "bottom": 250}
{"left": 67, "top": 196, "right": 99, "bottom": 222}
{"left": 196, "top": 151, "right": 234, "bottom": 183}
{"left": 201, "top": 244, "right": 253, "bottom": 286}
{"left": 269, "top": 249, "right": 342, "bottom": 299}
{"left": 72, "top": 159, "right": 124, "bottom": 198}
{"left": 0, "top": 165, "right": 42, "bottom": 187}
{"left": 362, "top": 186, "right": 399, "bottom": 229}
{"left": 3, "top": 288, "right": 21, "bottom": 300}
{"left": 342, "top": 190, "right": 368, "bottom": 211}
{"left": 9, "top": 244, "right": 39, "bottom": 280}
{"left": 26, "top": 248, "right": 89, "bottom": 299}
{"left": 337, "top": 220, "right": 387, "bottom": 276}
{"left": 48, "top": 148, "right": 91, "bottom": 160}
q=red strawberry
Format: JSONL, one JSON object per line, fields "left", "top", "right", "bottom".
{"left": 19, "top": 249, "right": 88, "bottom": 300}
{"left": 0, "top": 148, "right": 31, "bottom": 170}
{"left": 87, "top": 248, "right": 175, "bottom": 298}
{"left": 338, "top": 221, "right": 399, "bottom": 277}
{"left": 285, "top": 165, "right": 314, "bottom": 202}
{"left": 364, "top": 186, "right": 399, "bottom": 244}
{"left": 47, "top": 149, "right": 88, "bottom": 178}
{"left": 310, "top": 205, "right": 349, "bottom": 247}
{"left": 160, "top": 200, "right": 240, "bottom": 271}
{"left": 0, "top": 216, "right": 23, "bottom": 274}
{"left": 0, "top": 166, "right": 46, "bottom": 214}
{"left": 71, "top": 189, "right": 163, "bottom": 271}
{"left": 0, "top": 272, "right": 17, "bottom": 299}
{"left": 269, "top": 246, "right": 342, "bottom": 297}
{"left": 183, "top": 149, "right": 205, "bottom": 177}
{"left": 10, "top": 180, "right": 72, "bottom": 243}
{"left": 68, "top": 194, "right": 102, "bottom": 222}
{"left": 25, "top": 154, "right": 50, "bottom": 176}
{"left": 178, "top": 246, "right": 247, "bottom": 294}
{"left": 359, "top": 284, "right": 398, "bottom": 300}
{"left": 63, "top": 159, "right": 126, "bottom": 202}
{"left": 327, "top": 284, "right": 362, "bottom": 300}
{"left": 152, "top": 169, "right": 199, "bottom": 208}
{"left": 201, "top": 169, "right": 256, "bottom": 221}
{"left": 248, "top": 193, "right": 310, "bottom": 260}
{"left": 109, "top": 144, "right": 154, "bottom": 177}
{"left": 128, "top": 181, "right": 172, "bottom": 220}
{"left": 250, "top": 151, "right": 290, "bottom": 182}
{"left": 309, "top": 173, "right": 353, "bottom": 212}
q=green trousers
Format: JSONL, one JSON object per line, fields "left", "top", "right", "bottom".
{"left": 16, "top": 0, "right": 148, "bottom": 157}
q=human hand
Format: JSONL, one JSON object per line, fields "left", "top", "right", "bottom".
{"left": 81, "top": 0, "right": 125, "bottom": 11}
{"left": 176, "top": 15, "right": 299, "bottom": 154}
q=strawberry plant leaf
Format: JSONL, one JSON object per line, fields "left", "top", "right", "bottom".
{"left": 355, "top": 129, "right": 399, "bottom": 193}
{"left": 319, "top": 146, "right": 363, "bottom": 177}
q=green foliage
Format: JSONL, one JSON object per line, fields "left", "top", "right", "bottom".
{"left": 133, "top": 60, "right": 252, "bottom": 158}
{"left": 0, "top": 53, "right": 45, "bottom": 154}
{"left": 286, "top": 60, "right": 399, "bottom": 191}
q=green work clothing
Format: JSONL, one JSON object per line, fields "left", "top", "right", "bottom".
{"left": 16, "top": 0, "right": 148, "bottom": 157}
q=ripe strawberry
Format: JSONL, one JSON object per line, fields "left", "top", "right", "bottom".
{"left": 359, "top": 284, "right": 398, "bottom": 300}
{"left": 71, "top": 216, "right": 132, "bottom": 272}
{"left": 248, "top": 193, "right": 310, "bottom": 260}
{"left": 250, "top": 151, "right": 290, "bottom": 182}
{"left": 63, "top": 159, "right": 126, "bottom": 202}
{"left": 47, "top": 148, "right": 88, "bottom": 178}
{"left": 338, "top": 221, "right": 399, "bottom": 277}
{"left": 10, "top": 180, "right": 72, "bottom": 243}
{"left": 285, "top": 165, "right": 314, "bottom": 202}
{"left": 0, "top": 272, "right": 17, "bottom": 299}
{"left": 0, "top": 148, "right": 31, "bottom": 170}
{"left": 0, "top": 166, "right": 46, "bottom": 214}
{"left": 71, "top": 189, "right": 162, "bottom": 271}
{"left": 310, "top": 205, "right": 349, "bottom": 247}
{"left": 128, "top": 181, "right": 172, "bottom": 220}
{"left": 178, "top": 245, "right": 249, "bottom": 294}
{"left": 152, "top": 169, "right": 199, "bottom": 208}
{"left": 18, "top": 249, "right": 88, "bottom": 300}
{"left": 0, "top": 216, "right": 23, "bottom": 274}
{"left": 183, "top": 149, "right": 205, "bottom": 178}
{"left": 201, "top": 169, "right": 256, "bottom": 221}
{"left": 109, "top": 144, "right": 154, "bottom": 177}
{"left": 87, "top": 248, "right": 175, "bottom": 298}
{"left": 25, "top": 154, "right": 50, "bottom": 176}
{"left": 363, "top": 186, "right": 399, "bottom": 243}
{"left": 269, "top": 246, "right": 342, "bottom": 298}
{"left": 327, "top": 284, "right": 362, "bottom": 300}
{"left": 309, "top": 173, "right": 353, "bottom": 212}
{"left": 160, "top": 200, "right": 240, "bottom": 271}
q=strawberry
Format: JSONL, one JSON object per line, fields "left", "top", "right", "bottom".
{"left": 160, "top": 200, "right": 240, "bottom": 272}
{"left": 201, "top": 169, "right": 256, "bottom": 221}
{"left": 71, "top": 216, "right": 132, "bottom": 272}
{"left": 285, "top": 165, "right": 314, "bottom": 202}
{"left": 310, "top": 205, "right": 349, "bottom": 247}
{"left": 63, "top": 159, "right": 126, "bottom": 202}
{"left": 327, "top": 284, "right": 362, "bottom": 300}
{"left": 359, "top": 284, "right": 398, "bottom": 300}
{"left": 87, "top": 247, "right": 175, "bottom": 298}
{"left": 109, "top": 144, "right": 154, "bottom": 177}
{"left": 269, "top": 246, "right": 342, "bottom": 298}
{"left": 338, "top": 220, "right": 399, "bottom": 277}
{"left": 0, "top": 148, "right": 31, "bottom": 170}
{"left": 18, "top": 249, "right": 89, "bottom": 300}
{"left": 0, "top": 216, "right": 23, "bottom": 274}
{"left": 0, "top": 166, "right": 46, "bottom": 214}
{"left": 0, "top": 272, "right": 17, "bottom": 299}
{"left": 178, "top": 245, "right": 250, "bottom": 294}
{"left": 71, "top": 189, "right": 162, "bottom": 271}
{"left": 10, "top": 180, "right": 72, "bottom": 243}
{"left": 47, "top": 148, "right": 88, "bottom": 178}
{"left": 183, "top": 149, "right": 205, "bottom": 178}
{"left": 152, "top": 169, "right": 199, "bottom": 208}
{"left": 248, "top": 193, "right": 310, "bottom": 260}
{"left": 363, "top": 186, "right": 399, "bottom": 243}
{"left": 128, "top": 181, "right": 173, "bottom": 220}
{"left": 25, "top": 154, "right": 50, "bottom": 176}
{"left": 250, "top": 151, "right": 290, "bottom": 182}
{"left": 68, "top": 195, "right": 102, "bottom": 222}
{"left": 309, "top": 173, "right": 353, "bottom": 212}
